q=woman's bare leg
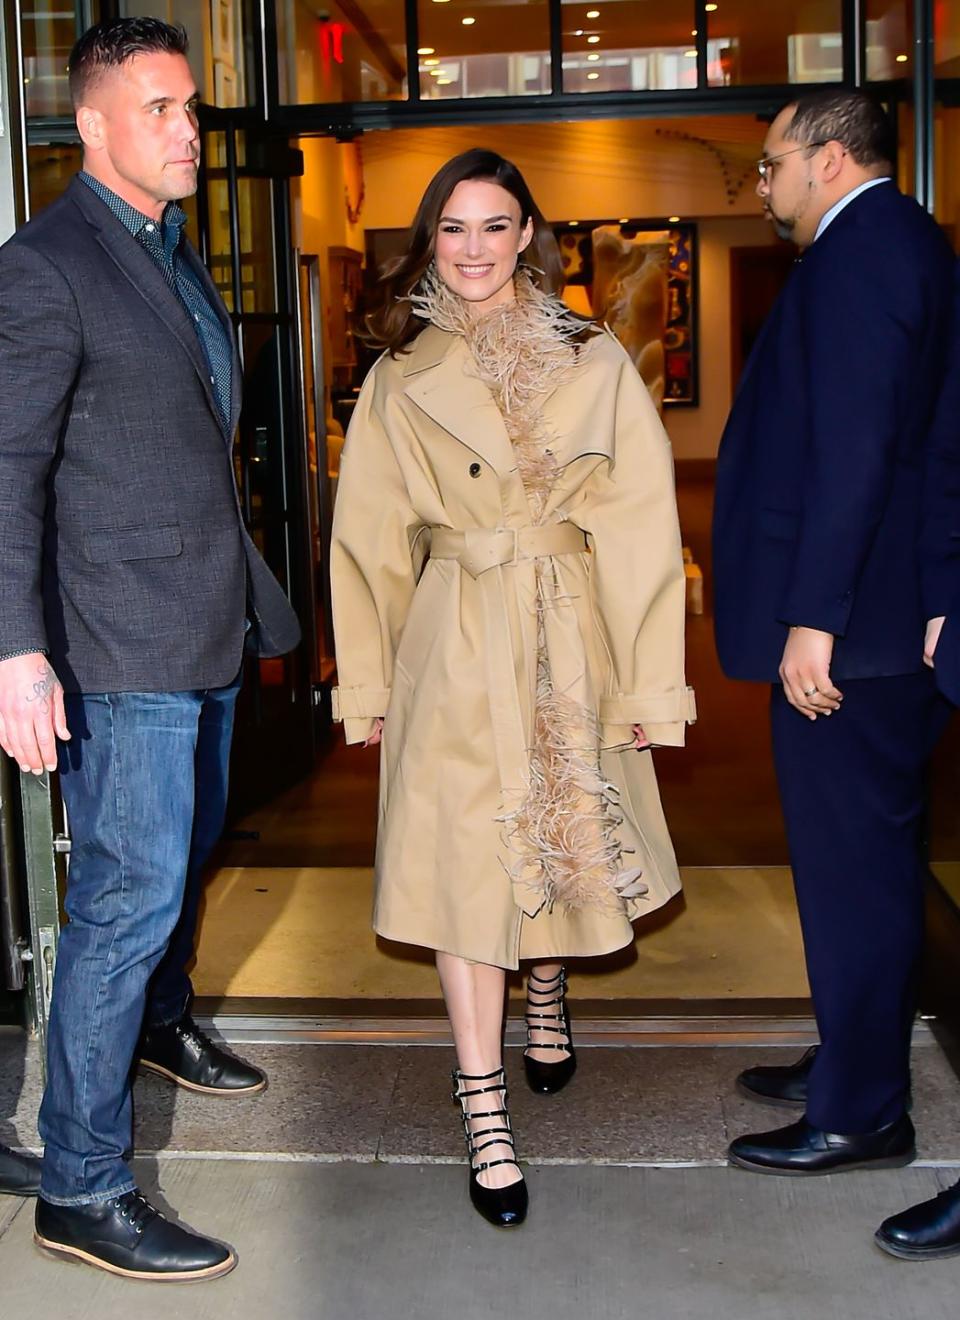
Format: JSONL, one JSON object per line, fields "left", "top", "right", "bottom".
{"left": 437, "top": 951, "right": 522, "bottom": 1190}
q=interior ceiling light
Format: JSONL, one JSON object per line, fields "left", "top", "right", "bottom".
{"left": 668, "top": 215, "right": 681, "bottom": 223}
{"left": 705, "top": 2, "right": 718, "bottom": 9}
{"left": 586, "top": 8, "right": 600, "bottom": 16}
{"left": 587, "top": 71, "right": 599, "bottom": 79}
{"left": 619, "top": 218, "right": 630, "bottom": 224}
{"left": 574, "top": 29, "right": 584, "bottom": 36}
{"left": 587, "top": 34, "right": 600, "bottom": 43}
{"left": 691, "top": 29, "right": 698, "bottom": 37}
{"left": 424, "top": 57, "right": 440, "bottom": 64}
{"left": 437, "top": 77, "right": 453, "bottom": 83}
{"left": 896, "top": 53, "right": 908, "bottom": 62}
{"left": 684, "top": 49, "right": 697, "bottom": 57}
{"left": 462, "top": 15, "right": 476, "bottom": 23}
{"left": 417, "top": 46, "right": 435, "bottom": 54}
{"left": 587, "top": 52, "right": 600, "bottom": 60}
{"left": 568, "top": 220, "right": 579, "bottom": 226}
{"left": 430, "top": 68, "right": 446, "bottom": 76}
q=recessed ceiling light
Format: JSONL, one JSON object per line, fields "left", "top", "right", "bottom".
{"left": 587, "top": 72, "right": 599, "bottom": 79}
{"left": 668, "top": 216, "right": 681, "bottom": 223}
{"left": 568, "top": 220, "right": 579, "bottom": 226}
{"left": 586, "top": 8, "right": 600, "bottom": 16}
{"left": 574, "top": 29, "right": 584, "bottom": 36}
{"left": 461, "top": 16, "right": 476, "bottom": 24}
{"left": 587, "top": 34, "right": 600, "bottom": 43}
{"left": 436, "top": 77, "right": 453, "bottom": 84}
{"left": 587, "top": 53, "right": 600, "bottom": 61}
{"left": 619, "top": 218, "right": 630, "bottom": 224}
{"left": 429, "top": 69, "right": 446, "bottom": 76}
{"left": 684, "top": 49, "right": 697, "bottom": 57}
{"left": 705, "top": 2, "right": 718, "bottom": 9}
{"left": 424, "top": 57, "right": 440, "bottom": 65}
{"left": 417, "top": 46, "right": 435, "bottom": 54}
{"left": 691, "top": 29, "right": 698, "bottom": 37}
{"left": 896, "top": 53, "right": 908, "bottom": 62}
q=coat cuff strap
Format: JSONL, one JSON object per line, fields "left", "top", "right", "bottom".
{"left": 331, "top": 685, "right": 391, "bottom": 722}
{"left": 599, "top": 687, "right": 697, "bottom": 727}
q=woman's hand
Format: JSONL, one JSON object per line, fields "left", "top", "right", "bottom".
{"left": 364, "top": 718, "right": 384, "bottom": 748}
{"left": 632, "top": 723, "right": 651, "bottom": 751}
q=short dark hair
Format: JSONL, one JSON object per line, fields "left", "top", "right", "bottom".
{"left": 68, "top": 18, "right": 189, "bottom": 108}
{"left": 782, "top": 89, "right": 896, "bottom": 172}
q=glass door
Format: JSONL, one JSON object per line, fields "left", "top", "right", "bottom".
{"left": 196, "top": 122, "right": 321, "bottom": 815}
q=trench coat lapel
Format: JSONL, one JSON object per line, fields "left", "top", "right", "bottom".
{"left": 402, "top": 325, "right": 616, "bottom": 478}
{"left": 402, "top": 327, "right": 517, "bottom": 476}
{"left": 70, "top": 178, "right": 232, "bottom": 440}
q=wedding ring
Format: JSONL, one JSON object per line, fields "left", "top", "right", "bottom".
{"left": 803, "top": 687, "right": 818, "bottom": 697}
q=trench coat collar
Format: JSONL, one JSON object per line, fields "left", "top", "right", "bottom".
{"left": 401, "top": 324, "right": 614, "bottom": 477}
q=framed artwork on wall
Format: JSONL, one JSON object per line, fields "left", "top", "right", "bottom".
{"left": 555, "top": 220, "right": 698, "bottom": 408}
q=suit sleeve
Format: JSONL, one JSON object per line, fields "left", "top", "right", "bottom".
{"left": 576, "top": 340, "right": 696, "bottom": 748}
{"left": 920, "top": 262, "right": 960, "bottom": 619}
{"left": 330, "top": 367, "right": 423, "bottom": 744}
{"left": 776, "top": 245, "right": 912, "bottom": 635}
{"left": 0, "top": 243, "right": 82, "bottom": 655}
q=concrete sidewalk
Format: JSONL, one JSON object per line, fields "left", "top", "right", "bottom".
{"left": 2, "top": 1160, "right": 958, "bottom": 1319}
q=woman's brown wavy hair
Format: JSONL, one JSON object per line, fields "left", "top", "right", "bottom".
{"left": 364, "top": 148, "right": 587, "bottom": 357}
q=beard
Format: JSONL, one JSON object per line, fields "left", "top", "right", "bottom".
{"left": 765, "top": 205, "right": 797, "bottom": 242}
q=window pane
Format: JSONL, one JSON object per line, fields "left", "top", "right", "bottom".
{"left": 938, "top": 1, "right": 960, "bottom": 76}
{"left": 865, "top": 1, "right": 912, "bottom": 81}
{"left": 417, "top": 0, "right": 550, "bottom": 99}
{"left": 561, "top": 0, "right": 698, "bottom": 93}
{"left": 22, "top": 1, "right": 79, "bottom": 117}
{"left": 277, "top": 0, "right": 407, "bottom": 103}
{"left": 706, "top": 1, "right": 843, "bottom": 87}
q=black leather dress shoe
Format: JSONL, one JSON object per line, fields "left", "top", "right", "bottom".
{"left": 34, "top": 1189, "right": 236, "bottom": 1280}
{"left": 139, "top": 1016, "right": 266, "bottom": 1095}
{"left": 875, "top": 1178, "right": 960, "bottom": 1260}
{"left": 728, "top": 1113, "right": 915, "bottom": 1176}
{"left": 0, "top": 1144, "right": 41, "bottom": 1197}
{"left": 736, "top": 1045, "right": 818, "bottom": 1108}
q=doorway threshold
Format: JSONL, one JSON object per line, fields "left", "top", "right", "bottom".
{"left": 193, "top": 995, "right": 937, "bottom": 1049}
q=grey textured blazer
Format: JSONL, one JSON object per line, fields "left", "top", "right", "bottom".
{"left": 0, "top": 176, "right": 300, "bottom": 693}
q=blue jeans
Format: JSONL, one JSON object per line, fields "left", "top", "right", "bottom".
{"left": 38, "top": 678, "right": 239, "bottom": 1205}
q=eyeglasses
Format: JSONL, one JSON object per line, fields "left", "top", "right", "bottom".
{"left": 757, "top": 141, "right": 829, "bottom": 180}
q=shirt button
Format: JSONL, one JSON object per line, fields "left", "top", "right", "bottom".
{"left": 145, "top": 223, "right": 155, "bottom": 232}
{"left": 210, "top": 375, "right": 215, "bottom": 384}
{"left": 469, "top": 463, "right": 482, "bottom": 478}
{"left": 194, "top": 314, "right": 200, "bottom": 322}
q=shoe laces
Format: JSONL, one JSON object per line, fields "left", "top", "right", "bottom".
{"left": 175, "top": 1017, "right": 214, "bottom": 1054}
{"left": 112, "top": 1190, "right": 161, "bottom": 1235}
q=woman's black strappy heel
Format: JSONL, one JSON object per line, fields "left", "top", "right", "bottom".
{"left": 451, "top": 1066, "right": 528, "bottom": 1227}
{"left": 523, "top": 967, "right": 577, "bottom": 1095}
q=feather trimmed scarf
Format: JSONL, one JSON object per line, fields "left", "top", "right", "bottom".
{"left": 411, "top": 266, "right": 645, "bottom": 917}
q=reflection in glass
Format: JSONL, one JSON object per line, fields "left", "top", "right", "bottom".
{"left": 417, "top": 0, "right": 551, "bottom": 98}
{"left": 938, "top": 1, "right": 960, "bottom": 76}
{"left": 935, "top": 106, "right": 960, "bottom": 246}
{"left": 705, "top": 1, "right": 843, "bottom": 87}
{"left": 27, "top": 145, "right": 82, "bottom": 213}
{"left": 865, "top": 1, "right": 911, "bottom": 81}
{"left": 22, "top": 2, "right": 79, "bottom": 117}
{"left": 561, "top": 0, "right": 697, "bottom": 93}
{"left": 277, "top": 0, "right": 407, "bottom": 103}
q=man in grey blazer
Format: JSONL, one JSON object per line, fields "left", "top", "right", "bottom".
{"left": 0, "top": 18, "right": 299, "bottom": 1279}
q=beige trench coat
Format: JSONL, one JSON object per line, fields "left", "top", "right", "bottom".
{"left": 331, "top": 324, "right": 695, "bottom": 969}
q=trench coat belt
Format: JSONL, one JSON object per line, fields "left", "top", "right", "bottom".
{"left": 428, "top": 523, "right": 588, "bottom": 579}
{"left": 428, "top": 522, "right": 589, "bottom": 917}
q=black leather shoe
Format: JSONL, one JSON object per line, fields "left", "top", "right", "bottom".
{"left": 523, "top": 968, "right": 577, "bottom": 1095}
{"left": 0, "top": 1143, "right": 41, "bottom": 1197}
{"left": 728, "top": 1113, "right": 915, "bottom": 1176}
{"left": 875, "top": 1178, "right": 960, "bottom": 1260}
{"left": 34, "top": 1189, "right": 236, "bottom": 1280}
{"left": 736, "top": 1046, "right": 818, "bottom": 1108}
{"left": 139, "top": 1016, "right": 266, "bottom": 1095}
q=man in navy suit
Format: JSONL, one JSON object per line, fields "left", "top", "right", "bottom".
{"left": 714, "top": 90, "right": 956, "bottom": 1180}
{"left": 873, "top": 270, "right": 960, "bottom": 1260}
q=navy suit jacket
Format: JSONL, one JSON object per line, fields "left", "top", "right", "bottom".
{"left": 713, "top": 182, "right": 957, "bottom": 683}
{"left": 920, "top": 264, "right": 960, "bottom": 704}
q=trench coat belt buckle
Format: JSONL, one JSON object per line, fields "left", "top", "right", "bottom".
{"left": 428, "top": 523, "right": 588, "bottom": 579}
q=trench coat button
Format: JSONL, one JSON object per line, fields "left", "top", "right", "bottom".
{"left": 469, "top": 462, "right": 482, "bottom": 478}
